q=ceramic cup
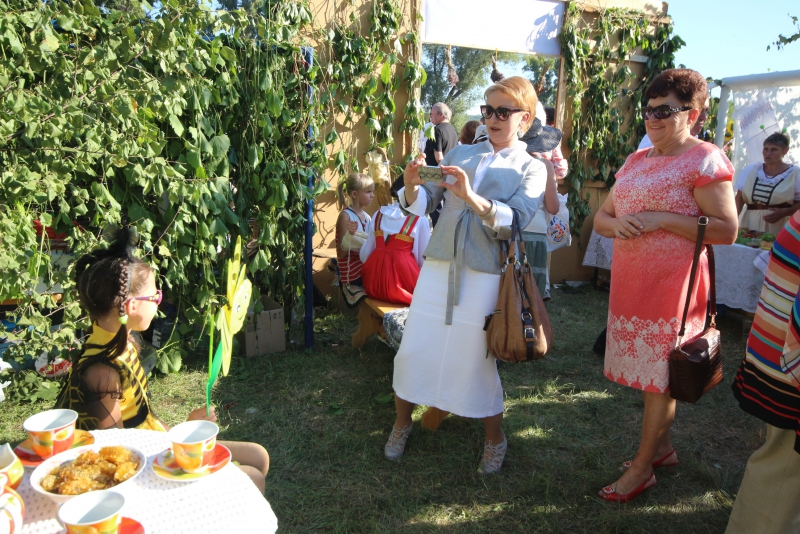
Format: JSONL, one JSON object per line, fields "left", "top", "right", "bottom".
{"left": 22, "top": 409, "right": 78, "bottom": 460}
{"left": 0, "top": 472, "right": 25, "bottom": 534}
{"left": 58, "top": 490, "right": 125, "bottom": 534}
{"left": 167, "top": 421, "right": 219, "bottom": 473}
{"left": 0, "top": 445, "right": 23, "bottom": 490}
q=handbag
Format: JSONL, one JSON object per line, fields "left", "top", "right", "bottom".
{"left": 668, "top": 216, "right": 723, "bottom": 403}
{"left": 484, "top": 212, "right": 554, "bottom": 362}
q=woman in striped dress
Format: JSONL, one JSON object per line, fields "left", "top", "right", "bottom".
{"left": 728, "top": 211, "right": 800, "bottom": 533}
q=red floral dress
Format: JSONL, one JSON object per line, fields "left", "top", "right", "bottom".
{"left": 605, "top": 143, "right": 734, "bottom": 393}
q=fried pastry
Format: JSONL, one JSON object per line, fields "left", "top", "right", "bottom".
{"left": 40, "top": 446, "right": 140, "bottom": 496}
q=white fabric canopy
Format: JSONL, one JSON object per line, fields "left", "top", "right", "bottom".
{"left": 420, "top": 0, "right": 564, "bottom": 57}
{"left": 716, "top": 70, "right": 800, "bottom": 171}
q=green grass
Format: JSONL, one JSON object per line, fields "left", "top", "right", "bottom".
{"left": 1, "top": 286, "right": 761, "bottom": 533}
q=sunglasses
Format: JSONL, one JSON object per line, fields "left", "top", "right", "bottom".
{"left": 480, "top": 105, "right": 524, "bottom": 121}
{"left": 642, "top": 105, "right": 693, "bottom": 120}
{"left": 125, "top": 290, "right": 162, "bottom": 306}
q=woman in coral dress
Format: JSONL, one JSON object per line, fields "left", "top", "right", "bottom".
{"left": 360, "top": 207, "right": 430, "bottom": 306}
{"left": 594, "top": 69, "right": 738, "bottom": 502}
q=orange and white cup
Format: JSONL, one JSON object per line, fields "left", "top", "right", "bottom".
{"left": 167, "top": 421, "right": 219, "bottom": 473}
{"left": 0, "top": 472, "right": 25, "bottom": 534}
{"left": 22, "top": 409, "right": 78, "bottom": 459}
{"left": 58, "top": 490, "right": 125, "bottom": 534}
{"left": 0, "top": 444, "right": 23, "bottom": 490}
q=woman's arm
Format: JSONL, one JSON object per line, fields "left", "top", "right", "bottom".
{"left": 82, "top": 364, "right": 123, "bottom": 429}
{"left": 540, "top": 158, "right": 559, "bottom": 215}
{"left": 764, "top": 201, "right": 800, "bottom": 224}
{"left": 634, "top": 179, "right": 738, "bottom": 244}
{"left": 593, "top": 188, "right": 644, "bottom": 239}
{"left": 735, "top": 190, "right": 744, "bottom": 215}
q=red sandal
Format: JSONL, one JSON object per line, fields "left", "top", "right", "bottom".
{"left": 620, "top": 449, "right": 679, "bottom": 471}
{"left": 598, "top": 471, "right": 657, "bottom": 503}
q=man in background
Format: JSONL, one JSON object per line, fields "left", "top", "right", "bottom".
{"left": 424, "top": 102, "right": 458, "bottom": 166}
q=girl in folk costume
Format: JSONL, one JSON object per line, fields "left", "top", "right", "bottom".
{"left": 335, "top": 172, "right": 374, "bottom": 307}
{"left": 360, "top": 150, "right": 431, "bottom": 306}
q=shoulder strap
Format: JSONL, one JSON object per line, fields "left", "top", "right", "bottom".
{"left": 374, "top": 211, "right": 383, "bottom": 230}
{"left": 678, "top": 216, "right": 715, "bottom": 338}
{"left": 401, "top": 215, "right": 419, "bottom": 236}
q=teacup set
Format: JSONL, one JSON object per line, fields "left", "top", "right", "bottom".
{"left": 2, "top": 409, "right": 231, "bottom": 533}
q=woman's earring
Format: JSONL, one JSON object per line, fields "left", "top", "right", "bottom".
{"left": 517, "top": 129, "right": 524, "bottom": 139}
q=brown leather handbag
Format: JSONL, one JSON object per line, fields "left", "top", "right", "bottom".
{"left": 484, "top": 212, "right": 553, "bottom": 362}
{"left": 669, "top": 216, "right": 723, "bottom": 403}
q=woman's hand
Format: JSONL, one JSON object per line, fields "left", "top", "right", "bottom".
{"left": 632, "top": 212, "right": 665, "bottom": 233}
{"left": 764, "top": 208, "right": 788, "bottom": 224}
{"left": 612, "top": 214, "right": 644, "bottom": 240}
{"left": 403, "top": 155, "right": 427, "bottom": 187}
{"left": 438, "top": 165, "right": 473, "bottom": 201}
{"left": 187, "top": 406, "right": 217, "bottom": 423}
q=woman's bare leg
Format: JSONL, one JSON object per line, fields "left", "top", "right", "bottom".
{"left": 481, "top": 412, "right": 504, "bottom": 444}
{"left": 393, "top": 395, "right": 415, "bottom": 428}
{"left": 607, "top": 391, "right": 676, "bottom": 493}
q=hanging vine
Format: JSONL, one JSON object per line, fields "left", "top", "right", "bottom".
{"left": 560, "top": 4, "right": 684, "bottom": 232}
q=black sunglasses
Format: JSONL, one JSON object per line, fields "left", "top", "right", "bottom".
{"left": 480, "top": 105, "right": 524, "bottom": 121}
{"left": 642, "top": 105, "right": 693, "bottom": 120}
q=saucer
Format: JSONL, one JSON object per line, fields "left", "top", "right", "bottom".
{"left": 15, "top": 429, "right": 95, "bottom": 467}
{"left": 60, "top": 517, "right": 144, "bottom": 534}
{"left": 152, "top": 443, "right": 231, "bottom": 482}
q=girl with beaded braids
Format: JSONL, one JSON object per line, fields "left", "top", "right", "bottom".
{"left": 55, "top": 228, "right": 270, "bottom": 493}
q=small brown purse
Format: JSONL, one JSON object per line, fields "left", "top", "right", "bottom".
{"left": 484, "top": 212, "right": 553, "bottom": 362}
{"left": 669, "top": 216, "right": 723, "bottom": 403}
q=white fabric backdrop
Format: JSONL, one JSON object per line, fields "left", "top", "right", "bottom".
{"left": 420, "top": 0, "right": 564, "bottom": 57}
{"left": 731, "top": 84, "right": 800, "bottom": 173}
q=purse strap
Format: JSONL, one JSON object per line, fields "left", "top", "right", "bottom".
{"left": 506, "top": 210, "right": 537, "bottom": 359}
{"left": 677, "top": 216, "right": 717, "bottom": 339}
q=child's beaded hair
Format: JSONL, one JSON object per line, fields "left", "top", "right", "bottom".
{"left": 73, "top": 227, "right": 153, "bottom": 367}
{"left": 336, "top": 172, "right": 374, "bottom": 209}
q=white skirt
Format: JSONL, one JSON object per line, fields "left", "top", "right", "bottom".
{"left": 392, "top": 259, "right": 504, "bottom": 419}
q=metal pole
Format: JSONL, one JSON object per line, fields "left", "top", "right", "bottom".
{"left": 302, "top": 46, "right": 315, "bottom": 350}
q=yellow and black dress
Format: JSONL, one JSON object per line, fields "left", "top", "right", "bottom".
{"left": 55, "top": 325, "right": 166, "bottom": 431}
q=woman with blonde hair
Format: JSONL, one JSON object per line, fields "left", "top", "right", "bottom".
{"left": 385, "top": 76, "right": 547, "bottom": 474}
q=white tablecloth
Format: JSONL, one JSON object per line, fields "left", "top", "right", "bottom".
{"left": 17, "top": 429, "right": 278, "bottom": 534}
{"left": 714, "top": 244, "right": 767, "bottom": 313}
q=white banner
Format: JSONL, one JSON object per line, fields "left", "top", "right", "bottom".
{"left": 731, "top": 86, "right": 800, "bottom": 171}
{"left": 420, "top": 0, "right": 564, "bottom": 57}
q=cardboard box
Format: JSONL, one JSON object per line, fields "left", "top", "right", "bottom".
{"left": 244, "top": 296, "right": 286, "bottom": 357}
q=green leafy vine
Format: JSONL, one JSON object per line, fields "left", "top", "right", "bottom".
{"left": 560, "top": 4, "right": 684, "bottom": 232}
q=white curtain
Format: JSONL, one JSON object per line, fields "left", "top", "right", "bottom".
{"left": 420, "top": 0, "right": 564, "bottom": 57}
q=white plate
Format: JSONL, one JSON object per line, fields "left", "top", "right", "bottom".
{"left": 29, "top": 444, "right": 147, "bottom": 504}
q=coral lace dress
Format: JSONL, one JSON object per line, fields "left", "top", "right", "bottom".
{"left": 605, "top": 143, "right": 734, "bottom": 393}
{"left": 361, "top": 211, "right": 425, "bottom": 306}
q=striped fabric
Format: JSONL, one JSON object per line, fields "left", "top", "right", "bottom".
{"left": 733, "top": 212, "right": 800, "bottom": 453}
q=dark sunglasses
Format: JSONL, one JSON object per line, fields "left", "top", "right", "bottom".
{"left": 642, "top": 105, "right": 693, "bottom": 120}
{"left": 125, "top": 289, "right": 162, "bottom": 306}
{"left": 480, "top": 105, "right": 524, "bottom": 121}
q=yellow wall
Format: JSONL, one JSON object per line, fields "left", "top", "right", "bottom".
{"left": 306, "top": 0, "right": 419, "bottom": 295}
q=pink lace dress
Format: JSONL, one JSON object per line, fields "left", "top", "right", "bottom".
{"left": 605, "top": 143, "right": 734, "bottom": 393}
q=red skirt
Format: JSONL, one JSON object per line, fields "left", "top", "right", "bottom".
{"left": 362, "top": 235, "right": 420, "bottom": 306}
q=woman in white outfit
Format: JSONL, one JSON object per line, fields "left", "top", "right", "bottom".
{"left": 386, "top": 77, "right": 547, "bottom": 474}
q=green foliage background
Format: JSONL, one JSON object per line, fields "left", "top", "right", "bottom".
{"left": 0, "top": 0, "right": 423, "bottom": 398}
{"left": 560, "top": 4, "right": 684, "bottom": 232}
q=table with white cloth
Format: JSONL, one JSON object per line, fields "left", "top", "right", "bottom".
{"left": 714, "top": 243, "right": 768, "bottom": 313}
{"left": 16, "top": 429, "right": 278, "bottom": 534}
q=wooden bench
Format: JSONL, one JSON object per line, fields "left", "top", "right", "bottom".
{"left": 351, "top": 297, "right": 449, "bottom": 430}
{"left": 351, "top": 298, "right": 404, "bottom": 349}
